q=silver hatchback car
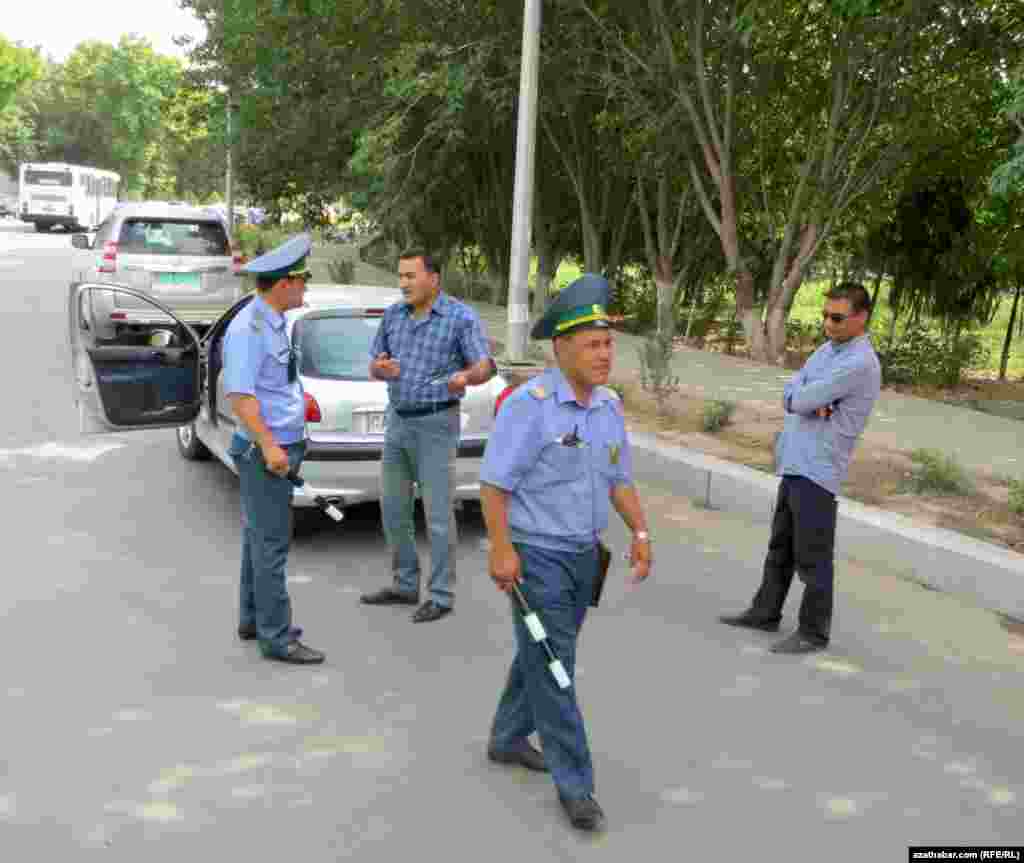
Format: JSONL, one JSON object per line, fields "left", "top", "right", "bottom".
{"left": 71, "top": 202, "right": 245, "bottom": 342}
{"left": 68, "top": 281, "right": 509, "bottom": 523}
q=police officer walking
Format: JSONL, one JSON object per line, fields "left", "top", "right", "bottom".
{"left": 479, "top": 274, "right": 652, "bottom": 832}
{"left": 222, "top": 233, "right": 325, "bottom": 665}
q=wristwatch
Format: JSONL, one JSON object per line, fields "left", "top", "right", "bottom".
{"left": 634, "top": 531, "right": 650, "bottom": 542}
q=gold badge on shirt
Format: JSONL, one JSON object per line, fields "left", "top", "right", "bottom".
{"left": 608, "top": 444, "right": 620, "bottom": 466}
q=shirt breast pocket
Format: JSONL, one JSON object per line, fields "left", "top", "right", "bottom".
{"left": 265, "top": 349, "right": 291, "bottom": 387}
{"left": 535, "top": 441, "right": 586, "bottom": 488}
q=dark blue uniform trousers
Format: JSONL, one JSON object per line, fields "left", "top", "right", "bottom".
{"left": 230, "top": 434, "right": 306, "bottom": 657}
{"left": 750, "top": 475, "right": 837, "bottom": 645}
{"left": 491, "top": 542, "right": 598, "bottom": 801}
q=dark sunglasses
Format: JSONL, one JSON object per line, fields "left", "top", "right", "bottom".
{"left": 822, "top": 311, "right": 851, "bottom": 324}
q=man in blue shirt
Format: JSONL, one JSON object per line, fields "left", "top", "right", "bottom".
{"left": 360, "top": 249, "right": 494, "bottom": 622}
{"left": 720, "top": 282, "right": 881, "bottom": 654}
{"left": 480, "top": 274, "right": 652, "bottom": 832}
{"left": 222, "top": 234, "right": 325, "bottom": 665}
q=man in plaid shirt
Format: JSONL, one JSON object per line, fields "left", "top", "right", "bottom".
{"left": 361, "top": 249, "right": 495, "bottom": 622}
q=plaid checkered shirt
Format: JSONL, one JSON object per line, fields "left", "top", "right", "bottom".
{"left": 370, "top": 292, "right": 490, "bottom": 410}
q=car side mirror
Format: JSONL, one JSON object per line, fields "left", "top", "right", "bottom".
{"left": 71, "top": 234, "right": 92, "bottom": 250}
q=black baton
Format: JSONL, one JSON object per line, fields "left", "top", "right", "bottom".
{"left": 275, "top": 468, "right": 345, "bottom": 523}
{"left": 510, "top": 582, "right": 571, "bottom": 690}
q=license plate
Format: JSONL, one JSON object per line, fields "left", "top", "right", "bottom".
{"left": 155, "top": 272, "right": 201, "bottom": 293}
{"left": 364, "top": 412, "right": 387, "bottom": 434}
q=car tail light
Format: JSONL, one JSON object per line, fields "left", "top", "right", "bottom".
{"left": 230, "top": 241, "right": 245, "bottom": 274}
{"left": 494, "top": 384, "right": 518, "bottom": 417}
{"left": 109, "top": 312, "right": 127, "bottom": 320}
{"left": 364, "top": 308, "right": 386, "bottom": 316}
{"left": 99, "top": 241, "right": 117, "bottom": 274}
{"left": 304, "top": 392, "right": 322, "bottom": 423}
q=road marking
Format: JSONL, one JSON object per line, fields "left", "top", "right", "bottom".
{"left": 0, "top": 441, "right": 125, "bottom": 463}
{"left": 113, "top": 709, "right": 152, "bottom": 722}
{"left": 809, "top": 658, "right": 861, "bottom": 675}
{"left": 989, "top": 788, "right": 1016, "bottom": 806}
{"left": 753, "top": 777, "right": 789, "bottom": 791}
{"left": 661, "top": 787, "right": 705, "bottom": 805}
{"left": 0, "top": 259, "right": 25, "bottom": 269}
{"left": 0, "top": 794, "right": 14, "bottom": 817}
{"left": 821, "top": 796, "right": 859, "bottom": 818}
{"left": 287, "top": 574, "right": 313, "bottom": 585}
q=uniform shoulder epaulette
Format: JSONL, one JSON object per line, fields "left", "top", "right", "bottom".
{"left": 599, "top": 385, "right": 620, "bottom": 401}
{"left": 248, "top": 309, "right": 263, "bottom": 332}
{"left": 528, "top": 384, "right": 550, "bottom": 400}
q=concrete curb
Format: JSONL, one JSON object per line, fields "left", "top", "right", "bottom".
{"left": 630, "top": 433, "right": 1024, "bottom": 622}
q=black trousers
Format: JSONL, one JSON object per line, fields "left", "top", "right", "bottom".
{"left": 749, "top": 475, "right": 837, "bottom": 645}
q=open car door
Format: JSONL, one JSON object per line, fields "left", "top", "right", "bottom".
{"left": 69, "top": 282, "right": 203, "bottom": 434}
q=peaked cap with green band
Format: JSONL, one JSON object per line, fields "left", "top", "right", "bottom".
{"left": 240, "top": 232, "right": 312, "bottom": 281}
{"left": 530, "top": 273, "right": 611, "bottom": 340}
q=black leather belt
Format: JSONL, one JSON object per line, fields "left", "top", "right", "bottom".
{"left": 394, "top": 399, "right": 459, "bottom": 418}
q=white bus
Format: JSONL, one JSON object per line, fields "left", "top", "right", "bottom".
{"left": 18, "top": 162, "right": 120, "bottom": 233}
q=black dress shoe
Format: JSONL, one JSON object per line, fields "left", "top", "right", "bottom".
{"left": 558, "top": 794, "right": 605, "bottom": 831}
{"left": 487, "top": 740, "right": 548, "bottom": 772}
{"left": 264, "top": 641, "right": 326, "bottom": 664}
{"left": 411, "top": 601, "right": 453, "bottom": 623}
{"left": 360, "top": 587, "right": 420, "bottom": 605}
{"left": 769, "top": 631, "right": 827, "bottom": 654}
{"left": 718, "top": 611, "right": 781, "bottom": 632}
{"left": 238, "top": 624, "right": 303, "bottom": 641}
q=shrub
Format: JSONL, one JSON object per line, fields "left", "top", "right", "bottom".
{"left": 882, "top": 323, "right": 989, "bottom": 387}
{"left": 637, "top": 333, "right": 680, "bottom": 415}
{"left": 1009, "top": 479, "right": 1024, "bottom": 516}
{"left": 327, "top": 255, "right": 356, "bottom": 284}
{"left": 906, "top": 448, "right": 973, "bottom": 496}
{"left": 701, "top": 400, "right": 736, "bottom": 433}
{"left": 609, "top": 383, "right": 627, "bottom": 404}
{"left": 609, "top": 268, "right": 657, "bottom": 334}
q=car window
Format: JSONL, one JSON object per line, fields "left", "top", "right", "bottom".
{"left": 296, "top": 316, "right": 381, "bottom": 381}
{"left": 117, "top": 218, "right": 230, "bottom": 256}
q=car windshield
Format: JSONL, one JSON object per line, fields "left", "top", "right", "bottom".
{"left": 25, "top": 169, "right": 72, "bottom": 186}
{"left": 117, "top": 218, "right": 230, "bottom": 256}
{"left": 296, "top": 315, "right": 380, "bottom": 381}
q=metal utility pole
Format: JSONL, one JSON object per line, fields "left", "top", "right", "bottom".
{"left": 505, "top": 0, "right": 543, "bottom": 362}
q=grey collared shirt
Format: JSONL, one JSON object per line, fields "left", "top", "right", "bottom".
{"left": 776, "top": 335, "right": 881, "bottom": 496}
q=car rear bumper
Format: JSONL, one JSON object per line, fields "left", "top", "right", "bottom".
{"left": 303, "top": 438, "right": 486, "bottom": 462}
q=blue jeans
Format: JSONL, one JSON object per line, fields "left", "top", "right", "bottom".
{"left": 230, "top": 433, "right": 307, "bottom": 657}
{"left": 380, "top": 406, "right": 458, "bottom": 608}
{"left": 491, "top": 542, "right": 598, "bottom": 801}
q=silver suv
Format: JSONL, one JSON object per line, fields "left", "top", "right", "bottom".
{"left": 71, "top": 202, "right": 248, "bottom": 341}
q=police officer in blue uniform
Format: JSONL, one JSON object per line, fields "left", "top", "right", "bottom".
{"left": 222, "top": 233, "right": 325, "bottom": 665}
{"left": 479, "top": 274, "right": 652, "bottom": 832}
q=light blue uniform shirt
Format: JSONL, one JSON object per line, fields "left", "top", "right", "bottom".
{"left": 222, "top": 295, "right": 306, "bottom": 445}
{"left": 777, "top": 334, "right": 881, "bottom": 496}
{"left": 481, "top": 367, "right": 633, "bottom": 552}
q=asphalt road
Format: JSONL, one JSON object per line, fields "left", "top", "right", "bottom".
{"left": 1, "top": 219, "right": 1022, "bottom": 859}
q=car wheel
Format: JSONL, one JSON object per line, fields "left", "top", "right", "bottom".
{"left": 176, "top": 423, "right": 212, "bottom": 460}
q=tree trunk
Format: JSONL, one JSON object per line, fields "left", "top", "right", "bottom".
{"left": 999, "top": 283, "right": 1021, "bottom": 381}
{"left": 764, "top": 305, "right": 788, "bottom": 364}
{"left": 488, "top": 269, "right": 506, "bottom": 306}
{"left": 654, "top": 257, "right": 675, "bottom": 339}
{"left": 534, "top": 239, "right": 560, "bottom": 316}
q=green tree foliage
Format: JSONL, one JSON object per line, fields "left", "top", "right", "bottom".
{"left": 0, "top": 36, "right": 43, "bottom": 112}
